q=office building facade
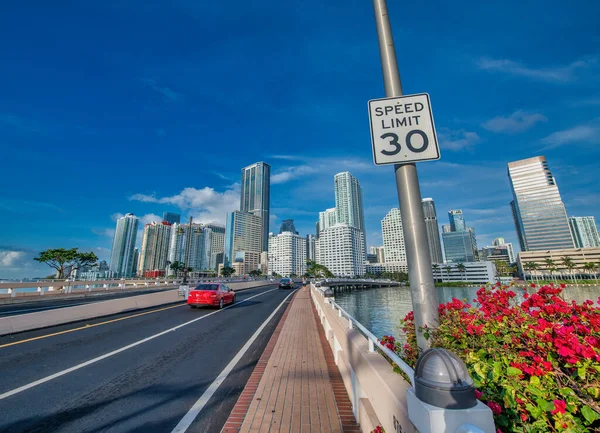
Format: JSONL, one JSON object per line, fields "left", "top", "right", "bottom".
{"left": 109, "top": 213, "right": 139, "bottom": 278}
{"left": 442, "top": 210, "right": 478, "bottom": 263}
{"left": 508, "top": 156, "right": 574, "bottom": 251}
{"left": 569, "top": 216, "right": 600, "bottom": 248}
{"left": 422, "top": 198, "right": 444, "bottom": 264}
{"left": 279, "top": 219, "right": 298, "bottom": 235}
{"left": 318, "top": 208, "right": 338, "bottom": 233}
{"left": 167, "top": 223, "right": 213, "bottom": 274}
{"left": 205, "top": 223, "right": 226, "bottom": 270}
{"left": 306, "top": 234, "right": 316, "bottom": 262}
{"left": 334, "top": 172, "right": 366, "bottom": 255}
{"left": 381, "top": 208, "right": 407, "bottom": 263}
{"left": 317, "top": 223, "right": 365, "bottom": 277}
{"left": 268, "top": 232, "right": 307, "bottom": 277}
{"left": 240, "top": 161, "right": 271, "bottom": 252}
{"left": 162, "top": 212, "right": 181, "bottom": 225}
{"left": 138, "top": 221, "right": 172, "bottom": 276}
{"left": 224, "top": 211, "right": 262, "bottom": 270}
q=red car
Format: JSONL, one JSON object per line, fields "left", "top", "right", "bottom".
{"left": 187, "top": 283, "right": 235, "bottom": 309}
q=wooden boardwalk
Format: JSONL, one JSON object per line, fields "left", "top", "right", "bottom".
{"left": 222, "top": 287, "right": 359, "bottom": 433}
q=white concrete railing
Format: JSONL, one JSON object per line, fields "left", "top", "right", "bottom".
{"left": 311, "top": 284, "right": 493, "bottom": 433}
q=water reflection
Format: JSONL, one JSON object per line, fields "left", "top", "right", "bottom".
{"left": 334, "top": 285, "right": 600, "bottom": 339}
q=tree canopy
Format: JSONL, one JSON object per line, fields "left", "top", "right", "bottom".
{"left": 34, "top": 248, "right": 98, "bottom": 279}
{"left": 220, "top": 266, "right": 235, "bottom": 277}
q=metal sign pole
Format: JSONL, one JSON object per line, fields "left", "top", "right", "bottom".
{"left": 372, "top": 0, "right": 439, "bottom": 351}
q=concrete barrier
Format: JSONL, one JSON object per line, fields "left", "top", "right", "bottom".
{"left": 0, "top": 280, "right": 276, "bottom": 336}
{"left": 311, "top": 285, "right": 416, "bottom": 433}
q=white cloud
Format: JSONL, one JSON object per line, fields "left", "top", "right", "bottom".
{"left": 483, "top": 110, "right": 547, "bottom": 134}
{"left": 269, "top": 156, "right": 373, "bottom": 185}
{"left": 141, "top": 78, "right": 182, "bottom": 102}
{"left": 476, "top": 55, "right": 598, "bottom": 82}
{"left": 92, "top": 228, "right": 116, "bottom": 238}
{"left": 271, "top": 165, "right": 318, "bottom": 184}
{"left": 111, "top": 212, "right": 125, "bottom": 222}
{"left": 0, "top": 251, "right": 26, "bottom": 267}
{"left": 541, "top": 125, "right": 600, "bottom": 148}
{"left": 129, "top": 185, "right": 240, "bottom": 225}
{"left": 139, "top": 213, "right": 162, "bottom": 225}
{"left": 438, "top": 129, "right": 481, "bottom": 151}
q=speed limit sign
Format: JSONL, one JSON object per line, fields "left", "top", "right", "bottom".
{"left": 368, "top": 93, "right": 440, "bottom": 165}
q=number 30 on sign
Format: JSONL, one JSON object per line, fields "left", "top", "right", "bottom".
{"left": 368, "top": 93, "right": 440, "bottom": 166}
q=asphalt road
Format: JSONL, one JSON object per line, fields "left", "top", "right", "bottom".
{"left": 0, "top": 288, "right": 176, "bottom": 317}
{"left": 0, "top": 284, "right": 296, "bottom": 433}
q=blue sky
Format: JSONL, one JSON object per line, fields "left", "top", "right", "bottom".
{"left": 1, "top": 0, "right": 599, "bottom": 278}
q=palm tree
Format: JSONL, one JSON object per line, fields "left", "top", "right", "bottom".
{"left": 444, "top": 266, "right": 452, "bottom": 283}
{"left": 583, "top": 262, "right": 597, "bottom": 283}
{"left": 170, "top": 261, "right": 182, "bottom": 277}
{"left": 543, "top": 258, "right": 556, "bottom": 283}
{"left": 523, "top": 262, "right": 538, "bottom": 282}
{"left": 561, "top": 256, "right": 575, "bottom": 283}
{"left": 548, "top": 266, "right": 558, "bottom": 285}
{"left": 457, "top": 263, "right": 466, "bottom": 281}
{"left": 432, "top": 264, "right": 440, "bottom": 282}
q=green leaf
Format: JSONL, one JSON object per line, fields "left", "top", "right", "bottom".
{"left": 493, "top": 362, "right": 502, "bottom": 379}
{"left": 559, "top": 387, "right": 574, "bottom": 397}
{"left": 581, "top": 406, "right": 600, "bottom": 424}
{"left": 535, "top": 398, "right": 551, "bottom": 412}
{"left": 507, "top": 366, "right": 522, "bottom": 376}
{"left": 578, "top": 365, "right": 587, "bottom": 379}
{"left": 530, "top": 376, "right": 541, "bottom": 387}
{"left": 474, "top": 363, "right": 485, "bottom": 379}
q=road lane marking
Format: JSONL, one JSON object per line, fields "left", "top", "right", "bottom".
{"left": 0, "top": 304, "right": 185, "bottom": 349}
{"left": 170, "top": 289, "right": 297, "bottom": 433}
{"left": 0, "top": 288, "right": 278, "bottom": 401}
{"left": 0, "top": 285, "right": 277, "bottom": 349}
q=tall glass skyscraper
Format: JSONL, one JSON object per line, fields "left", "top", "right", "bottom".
{"left": 508, "top": 156, "right": 574, "bottom": 251}
{"left": 569, "top": 216, "right": 600, "bottom": 248}
{"left": 109, "top": 213, "right": 139, "bottom": 278}
{"left": 334, "top": 172, "right": 366, "bottom": 256}
{"left": 381, "top": 208, "right": 406, "bottom": 262}
{"left": 279, "top": 219, "right": 298, "bottom": 235}
{"left": 442, "top": 210, "right": 478, "bottom": 263}
{"left": 422, "top": 198, "right": 444, "bottom": 264}
{"left": 240, "top": 162, "right": 271, "bottom": 253}
{"left": 138, "top": 221, "right": 172, "bottom": 276}
{"left": 162, "top": 212, "right": 180, "bottom": 224}
{"left": 224, "top": 211, "right": 262, "bottom": 268}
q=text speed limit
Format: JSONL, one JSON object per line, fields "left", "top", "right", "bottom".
{"left": 368, "top": 93, "right": 440, "bottom": 166}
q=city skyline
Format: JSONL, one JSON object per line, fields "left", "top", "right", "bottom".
{"left": 1, "top": 1, "right": 599, "bottom": 278}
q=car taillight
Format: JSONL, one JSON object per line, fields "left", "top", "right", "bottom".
{"left": 210, "top": 294, "right": 217, "bottom": 298}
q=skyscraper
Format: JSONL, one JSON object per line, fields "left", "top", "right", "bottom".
{"left": 224, "top": 211, "right": 262, "bottom": 272}
{"left": 167, "top": 223, "right": 213, "bottom": 273}
{"left": 109, "top": 213, "right": 139, "bottom": 278}
{"left": 334, "top": 172, "right": 366, "bottom": 255}
{"left": 381, "top": 208, "right": 406, "bottom": 263}
{"left": 269, "top": 232, "right": 307, "bottom": 277}
{"left": 279, "top": 219, "right": 298, "bottom": 235}
{"left": 162, "top": 212, "right": 181, "bottom": 225}
{"left": 205, "top": 223, "right": 226, "bottom": 270}
{"left": 317, "top": 223, "right": 365, "bottom": 277}
{"left": 138, "top": 221, "right": 172, "bottom": 276}
{"left": 240, "top": 162, "right": 271, "bottom": 252}
{"left": 442, "top": 210, "right": 478, "bottom": 263}
{"left": 318, "top": 208, "right": 338, "bottom": 233}
{"left": 422, "top": 198, "right": 444, "bottom": 264}
{"left": 306, "top": 234, "right": 316, "bottom": 262}
{"left": 508, "top": 156, "right": 574, "bottom": 251}
{"left": 569, "top": 217, "right": 600, "bottom": 248}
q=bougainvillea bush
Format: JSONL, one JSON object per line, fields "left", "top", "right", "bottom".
{"left": 385, "top": 283, "right": 600, "bottom": 433}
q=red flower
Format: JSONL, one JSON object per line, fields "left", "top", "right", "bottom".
{"left": 487, "top": 401, "right": 502, "bottom": 415}
{"left": 474, "top": 389, "right": 483, "bottom": 399}
{"left": 520, "top": 413, "right": 528, "bottom": 422}
{"left": 551, "top": 400, "right": 567, "bottom": 415}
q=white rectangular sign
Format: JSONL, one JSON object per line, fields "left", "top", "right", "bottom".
{"left": 368, "top": 93, "right": 440, "bottom": 165}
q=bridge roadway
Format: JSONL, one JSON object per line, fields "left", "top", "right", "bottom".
{"left": 0, "top": 284, "right": 294, "bottom": 433}
{"left": 0, "top": 288, "right": 175, "bottom": 317}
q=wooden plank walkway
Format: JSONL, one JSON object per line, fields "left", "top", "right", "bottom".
{"left": 223, "top": 287, "right": 357, "bottom": 433}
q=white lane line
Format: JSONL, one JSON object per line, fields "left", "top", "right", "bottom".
{"left": 0, "top": 287, "right": 278, "bottom": 401}
{"left": 170, "top": 289, "right": 297, "bottom": 433}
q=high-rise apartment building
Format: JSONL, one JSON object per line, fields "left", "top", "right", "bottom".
{"left": 442, "top": 210, "right": 478, "bottom": 263}
{"left": 569, "top": 216, "right": 600, "bottom": 248}
{"left": 317, "top": 223, "right": 365, "bottom": 277}
{"left": 268, "top": 231, "right": 307, "bottom": 277}
{"left": 162, "top": 212, "right": 181, "bottom": 225}
{"left": 508, "top": 156, "right": 574, "bottom": 251}
{"left": 318, "top": 208, "right": 338, "bottom": 232}
{"left": 167, "top": 223, "right": 212, "bottom": 273}
{"left": 381, "top": 208, "right": 407, "bottom": 263}
{"left": 279, "top": 219, "right": 298, "bottom": 235}
{"left": 240, "top": 162, "right": 271, "bottom": 252}
{"left": 109, "top": 213, "right": 139, "bottom": 278}
{"left": 138, "top": 221, "right": 172, "bottom": 276}
{"left": 375, "top": 246, "right": 385, "bottom": 263}
{"left": 306, "top": 234, "right": 316, "bottom": 262}
{"left": 334, "top": 172, "right": 366, "bottom": 254}
{"left": 205, "top": 223, "right": 226, "bottom": 270}
{"left": 224, "top": 211, "right": 262, "bottom": 271}
{"left": 422, "top": 198, "right": 444, "bottom": 264}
